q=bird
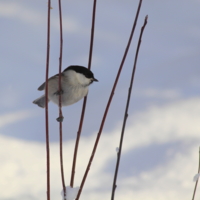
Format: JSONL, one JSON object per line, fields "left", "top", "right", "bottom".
{"left": 33, "top": 65, "right": 98, "bottom": 121}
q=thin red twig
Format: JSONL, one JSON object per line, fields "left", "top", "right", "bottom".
{"left": 88, "top": 0, "right": 97, "bottom": 71}
{"left": 70, "top": 0, "right": 97, "bottom": 188}
{"left": 45, "top": 1, "right": 51, "bottom": 200}
{"left": 70, "top": 98, "right": 87, "bottom": 187}
{"left": 59, "top": 121, "right": 66, "bottom": 198}
{"left": 58, "top": 0, "right": 66, "bottom": 199}
{"left": 192, "top": 147, "right": 200, "bottom": 200}
{"left": 111, "top": 15, "right": 148, "bottom": 200}
{"left": 75, "top": 1, "right": 143, "bottom": 199}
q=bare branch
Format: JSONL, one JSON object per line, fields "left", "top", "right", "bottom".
{"left": 192, "top": 147, "right": 200, "bottom": 200}
{"left": 111, "top": 15, "right": 148, "bottom": 200}
{"left": 45, "top": 1, "right": 51, "bottom": 200}
{"left": 70, "top": 0, "right": 97, "bottom": 188}
{"left": 75, "top": 1, "right": 143, "bottom": 199}
{"left": 57, "top": 0, "right": 66, "bottom": 199}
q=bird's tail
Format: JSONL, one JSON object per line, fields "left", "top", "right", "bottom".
{"left": 33, "top": 95, "right": 49, "bottom": 108}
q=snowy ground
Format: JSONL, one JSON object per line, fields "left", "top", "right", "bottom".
{"left": 1, "top": 98, "right": 200, "bottom": 200}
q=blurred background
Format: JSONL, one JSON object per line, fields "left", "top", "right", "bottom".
{"left": 0, "top": 0, "right": 200, "bottom": 200}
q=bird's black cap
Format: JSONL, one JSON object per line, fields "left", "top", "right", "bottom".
{"left": 63, "top": 65, "right": 98, "bottom": 81}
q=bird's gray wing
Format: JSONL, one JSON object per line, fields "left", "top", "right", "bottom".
{"left": 37, "top": 74, "right": 60, "bottom": 91}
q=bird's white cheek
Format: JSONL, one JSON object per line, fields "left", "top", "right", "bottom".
{"left": 76, "top": 73, "right": 91, "bottom": 86}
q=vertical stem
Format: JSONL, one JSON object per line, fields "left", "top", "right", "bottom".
{"left": 111, "top": 15, "right": 148, "bottom": 200}
{"left": 58, "top": 0, "right": 66, "bottom": 199}
{"left": 70, "top": 0, "right": 97, "bottom": 188}
{"left": 88, "top": 0, "right": 97, "bottom": 70}
{"left": 60, "top": 121, "right": 66, "bottom": 199}
{"left": 75, "top": 1, "right": 143, "bottom": 199}
{"left": 45, "top": 1, "right": 51, "bottom": 200}
{"left": 192, "top": 147, "right": 200, "bottom": 200}
{"left": 70, "top": 98, "right": 87, "bottom": 187}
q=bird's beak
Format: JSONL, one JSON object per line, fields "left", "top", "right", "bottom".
{"left": 93, "top": 78, "right": 98, "bottom": 82}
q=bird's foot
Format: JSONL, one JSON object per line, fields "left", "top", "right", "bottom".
{"left": 55, "top": 90, "right": 63, "bottom": 95}
{"left": 56, "top": 116, "right": 64, "bottom": 122}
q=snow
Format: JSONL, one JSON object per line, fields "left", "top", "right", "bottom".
{"left": 193, "top": 173, "right": 200, "bottom": 182}
{"left": 116, "top": 147, "right": 119, "bottom": 153}
{"left": 61, "top": 186, "right": 80, "bottom": 200}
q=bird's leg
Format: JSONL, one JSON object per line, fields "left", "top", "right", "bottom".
{"left": 55, "top": 88, "right": 64, "bottom": 122}
{"left": 55, "top": 89, "right": 63, "bottom": 95}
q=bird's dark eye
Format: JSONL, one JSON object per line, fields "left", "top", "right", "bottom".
{"left": 85, "top": 72, "right": 94, "bottom": 79}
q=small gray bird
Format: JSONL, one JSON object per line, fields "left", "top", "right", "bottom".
{"left": 33, "top": 65, "right": 98, "bottom": 121}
